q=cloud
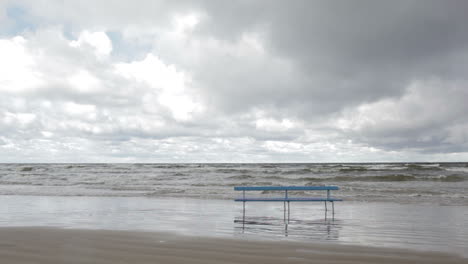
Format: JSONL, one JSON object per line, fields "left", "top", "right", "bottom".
{"left": 0, "top": 36, "right": 43, "bottom": 93}
{"left": 70, "top": 31, "right": 112, "bottom": 57}
{"left": 189, "top": 0, "right": 468, "bottom": 115}
{"left": 336, "top": 79, "right": 468, "bottom": 153}
{"left": 115, "top": 53, "right": 202, "bottom": 121}
{"left": 1, "top": 0, "right": 468, "bottom": 162}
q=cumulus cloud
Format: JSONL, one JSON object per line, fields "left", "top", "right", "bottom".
{"left": 70, "top": 31, "right": 113, "bottom": 57}
{"left": 0, "top": 36, "right": 43, "bottom": 93}
{"left": 115, "top": 54, "right": 203, "bottom": 121}
{"left": 1, "top": 0, "right": 468, "bottom": 162}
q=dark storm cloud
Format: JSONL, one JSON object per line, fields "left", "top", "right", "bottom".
{"left": 189, "top": 0, "right": 468, "bottom": 111}
{"left": 181, "top": 0, "right": 468, "bottom": 154}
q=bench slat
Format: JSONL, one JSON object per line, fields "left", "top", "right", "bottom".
{"left": 234, "top": 186, "right": 339, "bottom": 191}
{"left": 235, "top": 197, "right": 342, "bottom": 202}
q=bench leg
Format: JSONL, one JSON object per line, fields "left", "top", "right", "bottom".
{"left": 243, "top": 201, "right": 246, "bottom": 224}
{"left": 332, "top": 201, "right": 335, "bottom": 216}
{"left": 325, "top": 201, "right": 328, "bottom": 212}
{"left": 287, "top": 201, "right": 290, "bottom": 223}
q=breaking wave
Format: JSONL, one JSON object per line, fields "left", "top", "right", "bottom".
{"left": 303, "top": 174, "right": 467, "bottom": 182}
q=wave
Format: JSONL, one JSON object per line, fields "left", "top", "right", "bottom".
{"left": 71, "top": 181, "right": 106, "bottom": 186}
{"left": 432, "top": 175, "right": 467, "bottom": 182}
{"left": 217, "top": 169, "right": 252, "bottom": 174}
{"left": 0, "top": 181, "right": 43, "bottom": 186}
{"left": 303, "top": 174, "right": 467, "bottom": 182}
{"left": 406, "top": 164, "right": 442, "bottom": 170}
{"left": 282, "top": 168, "right": 313, "bottom": 175}
{"left": 259, "top": 164, "right": 279, "bottom": 168}
{"left": 144, "top": 189, "right": 186, "bottom": 196}
{"left": 339, "top": 175, "right": 417, "bottom": 182}
{"left": 238, "top": 181, "right": 273, "bottom": 186}
{"left": 339, "top": 167, "right": 368, "bottom": 172}
{"left": 65, "top": 165, "right": 89, "bottom": 169}
{"left": 445, "top": 167, "right": 468, "bottom": 173}
{"left": 262, "top": 175, "right": 287, "bottom": 180}
{"left": 172, "top": 172, "right": 188, "bottom": 177}
{"left": 227, "top": 175, "right": 255, "bottom": 180}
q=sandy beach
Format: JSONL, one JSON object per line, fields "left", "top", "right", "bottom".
{"left": 1, "top": 227, "right": 465, "bottom": 264}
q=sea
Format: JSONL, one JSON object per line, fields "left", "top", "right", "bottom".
{"left": 0, "top": 162, "right": 467, "bottom": 205}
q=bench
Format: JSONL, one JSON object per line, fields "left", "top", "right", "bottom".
{"left": 234, "top": 186, "right": 342, "bottom": 223}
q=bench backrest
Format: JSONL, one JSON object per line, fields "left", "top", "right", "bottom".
{"left": 234, "top": 186, "right": 339, "bottom": 191}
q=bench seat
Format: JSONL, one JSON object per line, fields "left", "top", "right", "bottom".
{"left": 235, "top": 197, "right": 343, "bottom": 202}
{"left": 234, "top": 186, "right": 339, "bottom": 191}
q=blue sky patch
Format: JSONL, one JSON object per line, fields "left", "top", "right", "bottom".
{"left": 107, "top": 30, "right": 152, "bottom": 62}
{"left": 4, "top": 5, "right": 36, "bottom": 36}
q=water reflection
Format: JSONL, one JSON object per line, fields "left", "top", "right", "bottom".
{"left": 234, "top": 209, "right": 342, "bottom": 241}
{"left": 1, "top": 195, "right": 467, "bottom": 257}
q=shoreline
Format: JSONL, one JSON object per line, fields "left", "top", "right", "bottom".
{"left": 1, "top": 227, "right": 465, "bottom": 264}
{"left": 0, "top": 193, "right": 465, "bottom": 206}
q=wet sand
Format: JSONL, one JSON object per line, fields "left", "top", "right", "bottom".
{"left": 1, "top": 227, "right": 465, "bottom": 264}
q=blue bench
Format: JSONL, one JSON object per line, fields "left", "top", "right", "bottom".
{"left": 234, "top": 186, "right": 342, "bottom": 223}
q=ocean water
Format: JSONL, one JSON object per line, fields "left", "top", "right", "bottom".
{"left": 0, "top": 163, "right": 467, "bottom": 205}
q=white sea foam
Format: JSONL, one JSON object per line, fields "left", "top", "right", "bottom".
{"left": 445, "top": 167, "right": 468, "bottom": 173}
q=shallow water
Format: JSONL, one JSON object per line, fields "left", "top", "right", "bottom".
{"left": 1, "top": 195, "right": 467, "bottom": 257}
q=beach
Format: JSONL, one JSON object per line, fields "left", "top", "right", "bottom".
{"left": 1, "top": 163, "right": 467, "bottom": 262}
{"left": 1, "top": 195, "right": 467, "bottom": 262}
{"left": 2, "top": 227, "right": 466, "bottom": 264}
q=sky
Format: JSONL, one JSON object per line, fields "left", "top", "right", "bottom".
{"left": 1, "top": 0, "right": 468, "bottom": 163}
